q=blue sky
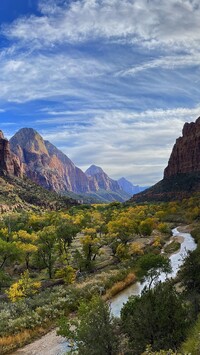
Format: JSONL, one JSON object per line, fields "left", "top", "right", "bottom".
{"left": 1, "top": 0, "right": 200, "bottom": 185}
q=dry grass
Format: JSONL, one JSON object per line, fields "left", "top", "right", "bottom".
{"left": 0, "top": 324, "right": 53, "bottom": 355}
{"left": 104, "top": 272, "right": 136, "bottom": 300}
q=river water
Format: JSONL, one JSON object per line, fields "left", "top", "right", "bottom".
{"left": 12, "top": 227, "right": 196, "bottom": 355}
{"left": 111, "top": 227, "right": 196, "bottom": 317}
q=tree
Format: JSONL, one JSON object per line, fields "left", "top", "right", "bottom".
{"left": 58, "top": 296, "right": 119, "bottom": 355}
{"left": 6, "top": 270, "right": 40, "bottom": 302}
{"left": 80, "top": 227, "right": 101, "bottom": 270}
{"left": 37, "top": 226, "right": 57, "bottom": 278}
{"left": 137, "top": 253, "right": 171, "bottom": 288}
{"left": 139, "top": 218, "right": 155, "bottom": 236}
{"left": 56, "top": 219, "right": 79, "bottom": 257}
{"left": 121, "top": 281, "right": 189, "bottom": 354}
{"left": 13, "top": 230, "right": 38, "bottom": 269}
{"left": 0, "top": 238, "right": 20, "bottom": 270}
{"left": 180, "top": 248, "right": 200, "bottom": 293}
{"left": 107, "top": 215, "right": 137, "bottom": 246}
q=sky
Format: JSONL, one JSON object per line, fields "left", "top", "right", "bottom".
{"left": 1, "top": 0, "right": 200, "bottom": 186}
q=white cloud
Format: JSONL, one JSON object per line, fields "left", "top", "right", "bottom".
{"left": 3, "top": 0, "right": 200, "bottom": 49}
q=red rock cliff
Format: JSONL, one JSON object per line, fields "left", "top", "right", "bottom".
{"left": 0, "top": 130, "right": 22, "bottom": 177}
{"left": 164, "top": 117, "right": 200, "bottom": 178}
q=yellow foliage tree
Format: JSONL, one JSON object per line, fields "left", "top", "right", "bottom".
{"left": 6, "top": 270, "right": 41, "bottom": 302}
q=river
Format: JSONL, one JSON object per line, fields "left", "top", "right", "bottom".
{"left": 12, "top": 227, "right": 196, "bottom": 355}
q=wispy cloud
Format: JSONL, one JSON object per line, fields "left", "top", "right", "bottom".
{"left": 41, "top": 106, "right": 200, "bottom": 185}
{"left": 117, "top": 53, "right": 200, "bottom": 76}
{"left": 3, "top": 0, "right": 200, "bottom": 49}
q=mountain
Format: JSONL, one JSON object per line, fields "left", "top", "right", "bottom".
{"left": 85, "top": 165, "right": 131, "bottom": 202}
{"left": 117, "top": 177, "right": 147, "bottom": 195}
{"left": 10, "top": 128, "right": 94, "bottom": 194}
{"left": 130, "top": 116, "right": 200, "bottom": 203}
{"left": 9, "top": 129, "right": 130, "bottom": 202}
{"left": 85, "top": 165, "right": 120, "bottom": 192}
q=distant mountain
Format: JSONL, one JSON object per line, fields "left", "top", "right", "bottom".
{"left": 9, "top": 130, "right": 130, "bottom": 202}
{"left": 85, "top": 165, "right": 130, "bottom": 202}
{"left": 85, "top": 165, "right": 120, "bottom": 192}
{"left": 130, "top": 116, "right": 200, "bottom": 203}
{"left": 117, "top": 177, "right": 147, "bottom": 195}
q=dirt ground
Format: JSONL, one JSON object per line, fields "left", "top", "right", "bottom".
{"left": 11, "top": 329, "right": 69, "bottom": 355}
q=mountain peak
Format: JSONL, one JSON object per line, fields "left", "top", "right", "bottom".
{"left": 85, "top": 165, "right": 104, "bottom": 176}
{"left": 10, "top": 128, "right": 48, "bottom": 156}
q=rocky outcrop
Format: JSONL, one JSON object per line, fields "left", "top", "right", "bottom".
{"left": 164, "top": 117, "right": 200, "bottom": 178}
{"left": 0, "top": 130, "right": 22, "bottom": 177}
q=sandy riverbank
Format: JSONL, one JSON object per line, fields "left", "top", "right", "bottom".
{"left": 10, "top": 329, "right": 68, "bottom": 355}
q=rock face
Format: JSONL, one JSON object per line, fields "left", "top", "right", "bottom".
{"left": 85, "top": 165, "right": 120, "bottom": 192}
{"left": 0, "top": 130, "right": 22, "bottom": 177}
{"left": 164, "top": 117, "right": 200, "bottom": 178}
{"left": 130, "top": 116, "right": 200, "bottom": 203}
{"left": 10, "top": 128, "right": 92, "bottom": 194}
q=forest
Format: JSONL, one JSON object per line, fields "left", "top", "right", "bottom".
{"left": 1, "top": 196, "right": 200, "bottom": 354}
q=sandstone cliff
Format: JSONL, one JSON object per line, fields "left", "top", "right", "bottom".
{"left": 164, "top": 117, "right": 200, "bottom": 178}
{"left": 0, "top": 130, "right": 22, "bottom": 177}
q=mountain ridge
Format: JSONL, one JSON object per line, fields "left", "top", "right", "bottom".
{"left": 8, "top": 129, "right": 143, "bottom": 202}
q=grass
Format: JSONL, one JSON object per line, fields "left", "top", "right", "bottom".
{"left": 0, "top": 323, "right": 54, "bottom": 355}
{"left": 104, "top": 272, "right": 136, "bottom": 300}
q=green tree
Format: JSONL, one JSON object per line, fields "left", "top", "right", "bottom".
{"left": 58, "top": 296, "right": 119, "bottom": 355}
{"left": 37, "top": 226, "right": 57, "bottom": 279}
{"left": 137, "top": 253, "right": 171, "bottom": 288}
{"left": 56, "top": 219, "right": 79, "bottom": 256}
{"left": 13, "top": 230, "right": 38, "bottom": 269}
{"left": 180, "top": 248, "right": 200, "bottom": 293}
{"left": 121, "top": 281, "right": 189, "bottom": 354}
{"left": 0, "top": 238, "right": 20, "bottom": 270}
{"left": 139, "top": 218, "right": 155, "bottom": 236}
{"left": 80, "top": 227, "right": 101, "bottom": 270}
